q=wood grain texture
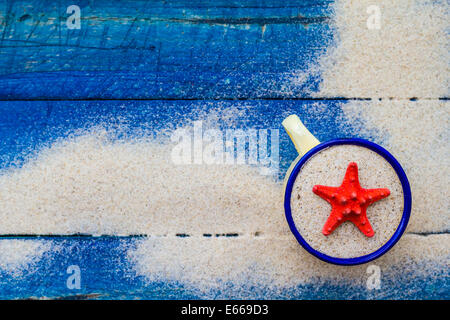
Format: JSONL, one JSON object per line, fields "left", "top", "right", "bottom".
{"left": 0, "top": 99, "right": 349, "bottom": 173}
{"left": 0, "top": 1, "right": 448, "bottom": 300}
{"left": 0, "top": 236, "right": 447, "bottom": 299}
{"left": 0, "top": 0, "right": 332, "bottom": 99}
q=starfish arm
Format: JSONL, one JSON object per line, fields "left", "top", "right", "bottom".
{"left": 312, "top": 185, "right": 340, "bottom": 202}
{"left": 342, "top": 162, "right": 359, "bottom": 186}
{"left": 350, "top": 212, "right": 374, "bottom": 237}
{"left": 322, "top": 208, "right": 344, "bottom": 236}
{"left": 363, "top": 188, "right": 390, "bottom": 204}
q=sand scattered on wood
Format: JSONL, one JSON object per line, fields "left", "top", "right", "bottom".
{"left": 0, "top": 240, "right": 51, "bottom": 277}
{"left": 315, "top": 0, "right": 449, "bottom": 98}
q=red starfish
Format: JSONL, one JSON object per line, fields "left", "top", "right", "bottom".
{"left": 312, "top": 162, "right": 390, "bottom": 237}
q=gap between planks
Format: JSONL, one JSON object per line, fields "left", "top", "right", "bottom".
{"left": 0, "top": 97, "right": 448, "bottom": 102}
{"left": 0, "top": 231, "right": 448, "bottom": 239}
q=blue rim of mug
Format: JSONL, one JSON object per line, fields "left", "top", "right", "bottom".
{"left": 284, "top": 138, "right": 412, "bottom": 266}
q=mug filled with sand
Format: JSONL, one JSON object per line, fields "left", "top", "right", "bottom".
{"left": 282, "top": 115, "right": 411, "bottom": 265}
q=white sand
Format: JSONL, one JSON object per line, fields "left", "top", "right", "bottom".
{"left": 316, "top": 0, "right": 449, "bottom": 98}
{"left": 0, "top": 240, "right": 51, "bottom": 277}
{"left": 129, "top": 234, "right": 449, "bottom": 295}
{"left": 0, "top": 129, "right": 286, "bottom": 237}
{"left": 291, "top": 145, "right": 404, "bottom": 258}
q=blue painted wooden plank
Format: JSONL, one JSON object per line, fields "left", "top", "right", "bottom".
{"left": 0, "top": 237, "right": 448, "bottom": 299}
{"left": 0, "top": 99, "right": 363, "bottom": 177}
{"left": 0, "top": 0, "right": 333, "bottom": 99}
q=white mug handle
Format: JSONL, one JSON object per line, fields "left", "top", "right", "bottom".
{"left": 282, "top": 115, "right": 320, "bottom": 156}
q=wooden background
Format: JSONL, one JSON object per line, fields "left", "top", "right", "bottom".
{"left": 0, "top": 0, "right": 447, "bottom": 299}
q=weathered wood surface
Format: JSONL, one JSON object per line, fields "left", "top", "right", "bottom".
{"left": 0, "top": 1, "right": 448, "bottom": 300}
{"left": 0, "top": 99, "right": 349, "bottom": 172}
{"left": 0, "top": 0, "right": 333, "bottom": 99}
{"left": 0, "top": 236, "right": 447, "bottom": 300}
